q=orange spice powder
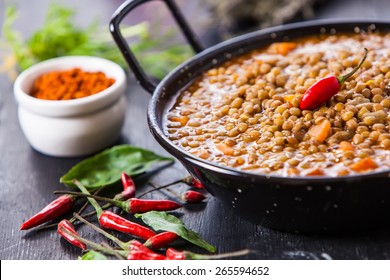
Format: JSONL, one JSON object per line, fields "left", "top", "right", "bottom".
{"left": 31, "top": 68, "right": 116, "bottom": 100}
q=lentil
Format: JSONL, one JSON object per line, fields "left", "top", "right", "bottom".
{"left": 165, "top": 33, "right": 390, "bottom": 177}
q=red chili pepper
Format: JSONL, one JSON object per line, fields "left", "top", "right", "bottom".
{"left": 300, "top": 48, "right": 368, "bottom": 111}
{"left": 181, "top": 190, "right": 206, "bottom": 203}
{"left": 128, "top": 239, "right": 151, "bottom": 251}
{"left": 73, "top": 180, "right": 156, "bottom": 240}
{"left": 127, "top": 250, "right": 167, "bottom": 260}
{"left": 182, "top": 176, "right": 204, "bottom": 189}
{"left": 126, "top": 198, "right": 182, "bottom": 214}
{"left": 166, "top": 247, "right": 186, "bottom": 260}
{"left": 71, "top": 181, "right": 183, "bottom": 214}
{"left": 127, "top": 240, "right": 167, "bottom": 260}
{"left": 166, "top": 248, "right": 251, "bottom": 260}
{"left": 144, "top": 231, "right": 178, "bottom": 249}
{"left": 20, "top": 194, "right": 75, "bottom": 230}
{"left": 115, "top": 172, "right": 136, "bottom": 200}
{"left": 57, "top": 219, "right": 86, "bottom": 250}
{"left": 99, "top": 210, "right": 156, "bottom": 240}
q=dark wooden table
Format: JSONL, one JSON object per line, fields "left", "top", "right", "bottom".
{"left": 1, "top": 0, "right": 390, "bottom": 260}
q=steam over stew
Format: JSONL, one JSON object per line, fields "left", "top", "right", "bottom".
{"left": 164, "top": 32, "right": 390, "bottom": 177}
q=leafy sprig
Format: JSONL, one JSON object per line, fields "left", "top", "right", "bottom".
{"left": 2, "top": 3, "right": 193, "bottom": 79}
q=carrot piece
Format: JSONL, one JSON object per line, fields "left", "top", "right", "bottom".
{"left": 337, "top": 169, "right": 350, "bottom": 176}
{"left": 305, "top": 168, "right": 325, "bottom": 176}
{"left": 308, "top": 119, "right": 331, "bottom": 143}
{"left": 350, "top": 157, "right": 378, "bottom": 172}
{"left": 283, "top": 95, "right": 295, "bottom": 105}
{"left": 287, "top": 168, "right": 300, "bottom": 176}
{"left": 267, "top": 42, "right": 297, "bottom": 55}
{"left": 339, "top": 141, "right": 354, "bottom": 152}
{"left": 216, "top": 142, "right": 234, "bottom": 155}
{"left": 169, "top": 115, "right": 189, "bottom": 126}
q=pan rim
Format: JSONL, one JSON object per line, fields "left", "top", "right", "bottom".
{"left": 148, "top": 18, "right": 390, "bottom": 183}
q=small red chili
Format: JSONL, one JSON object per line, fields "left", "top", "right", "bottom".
{"left": 165, "top": 247, "right": 186, "bottom": 260}
{"left": 20, "top": 194, "right": 75, "bottom": 230}
{"left": 182, "top": 176, "right": 204, "bottom": 189}
{"left": 165, "top": 248, "right": 208, "bottom": 260}
{"left": 73, "top": 180, "right": 156, "bottom": 240}
{"left": 128, "top": 239, "right": 151, "bottom": 251}
{"left": 65, "top": 189, "right": 183, "bottom": 214}
{"left": 57, "top": 219, "right": 86, "bottom": 250}
{"left": 144, "top": 231, "right": 178, "bottom": 249}
{"left": 300, "top": 48, "right": 368, "bottom": 111}
{"left": 99, "top": 210, "right": 156, "bottom": 240}
{"left": 115, "top": 172, "right": 136, "bottom": 200}
{"left": 127, "top": 250, "right": 167, "bottom": 260}
{"left": 127, "top": 240, "right": 167, "bottom": 260}
{"left": 181, "top": 190, "right": 206, "bottom": 203}
{"left": 166, "top": 247, "right": 251, "bottom": 260}
{"left": 126, "top": 198, "right": 182, "bottom": 214}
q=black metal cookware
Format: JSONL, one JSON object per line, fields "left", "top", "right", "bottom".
{"left": 110, "top": 0, "right": 390, "bottom": 233}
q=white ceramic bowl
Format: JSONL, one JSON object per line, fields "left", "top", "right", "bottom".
{"left": 14, "top": 56, "right": 127, "bottom": 157}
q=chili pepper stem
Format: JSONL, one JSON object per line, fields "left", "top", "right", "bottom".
{"left": 72, "top": 180, "right": 105, "bottom": 217}
{"left": 69, "top": 185, "right": 107, "bottom": 224}
{"left": 191, "top": 248, "right": 252, "bottom": 260}
{"left": 101, "top": 242, "right": 126, "bottom": 260}
{"left": 137, "top": 179, "right": 183, "bottom": 198}
{"left": 39, "top": 201, "right": 114, "bottom": 231}
{"left": 54, "top": 189, "right": 126, "bottom": 210}
{"left": 337, "top": 48, "right": 368, "bottom": 84}
{"left": 73, "top": 212, "right": 128, "bottom": 250}
{"left": 147, "top": 181, "right": 181, "bottom": 200}
{"left": 59, "top": 227, "right": 128, "bottom": 258}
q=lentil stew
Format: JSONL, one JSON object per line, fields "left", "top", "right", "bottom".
{"left": 164, "top": 32, "right": 390, "bottom": 177}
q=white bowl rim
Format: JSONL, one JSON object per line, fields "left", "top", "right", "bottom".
{"left": 14, "top": 56, "right": 127, "bottom": 117}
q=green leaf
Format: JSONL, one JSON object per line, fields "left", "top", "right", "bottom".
{"left": 60, "top": 145, "right": 173, "bottom": 189}
{"left": 135, "top": 211, "right": 216, "bottom": 253}
{"left": 79, "top": 250, "right": 107, "bottom": 260}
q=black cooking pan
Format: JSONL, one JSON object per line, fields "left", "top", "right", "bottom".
{"left": 110, "top": 0, "right": 390, "bottom": 233}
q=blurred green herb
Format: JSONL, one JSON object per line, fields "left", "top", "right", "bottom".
{"left": 2, "top": 3, "right": 193, "bottom": 79}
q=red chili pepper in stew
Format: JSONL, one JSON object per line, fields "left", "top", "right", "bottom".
{"left": 300, "top": 48, "right": 368, "bottom": 111}
{"left": 144, "top": 231, "right": 178, "bottom": 249}
{"left": 20, "top": 194, "right": 75, "bottom": 230}
{"left": 57, "top": 219, "right": 86, "bottom": 250}
{"left": 181, "top": 190, "right": 206, "bottom": 203}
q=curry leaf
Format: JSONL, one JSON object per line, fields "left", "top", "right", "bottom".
{"left": 135, "top": 211, "right": 216, "bottom": 253}
{"left": 78, "top": 250, "right": 107, "bottom": 260}
{"left": 60, "top": 145, "right": 173, "bottom": 189}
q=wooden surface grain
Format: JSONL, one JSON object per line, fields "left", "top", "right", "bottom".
{"left": 1, "top": 0, "right": 390, "bottom": 260}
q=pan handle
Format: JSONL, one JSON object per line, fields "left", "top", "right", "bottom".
{"left": 109, "top": 0, "right": 204, "bottom": 94}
